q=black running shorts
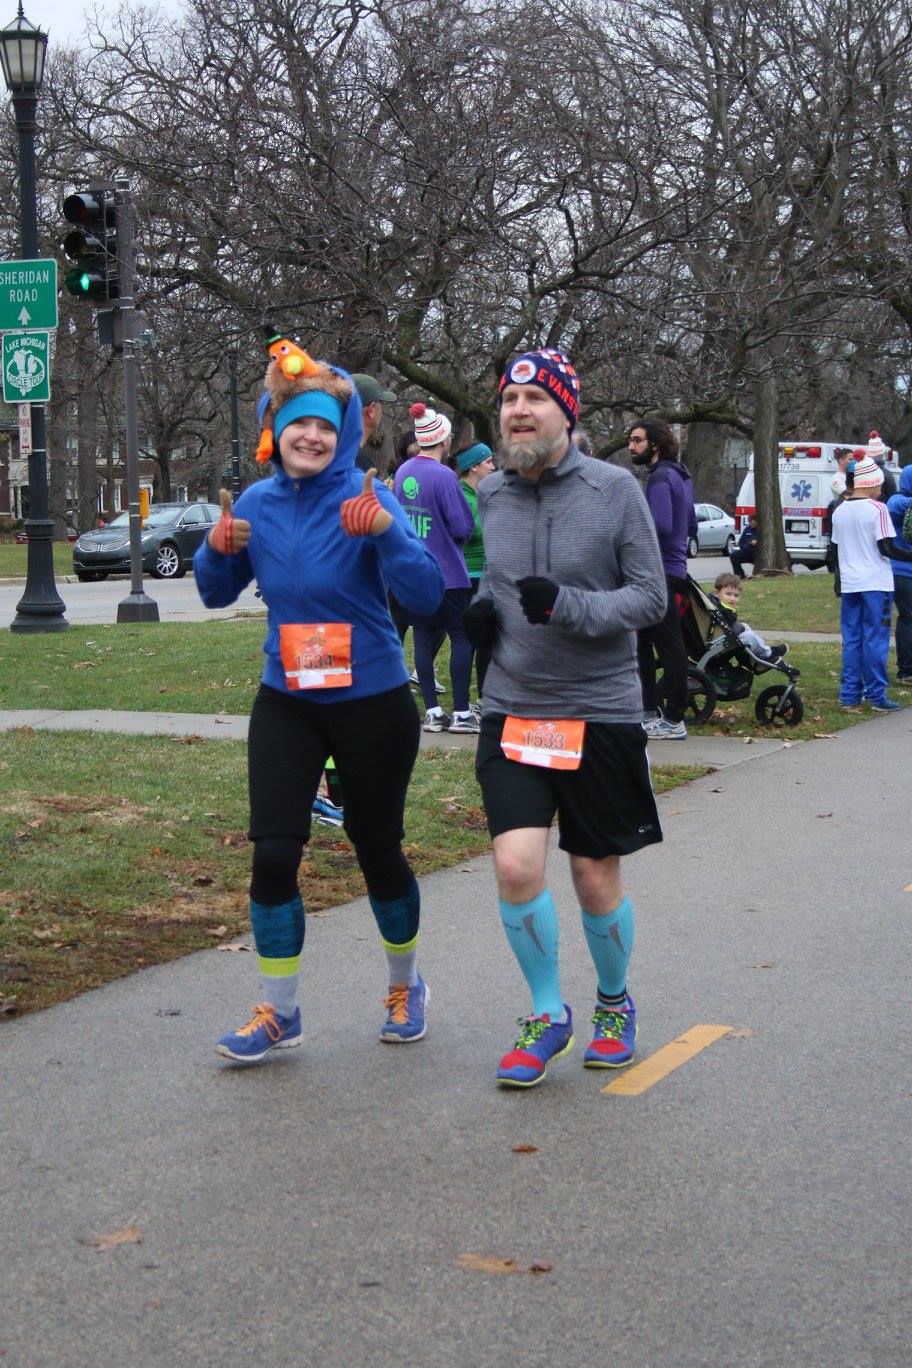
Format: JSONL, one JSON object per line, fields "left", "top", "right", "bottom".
{"left": 475, "top": 714, "right": 663, "bottom": 858}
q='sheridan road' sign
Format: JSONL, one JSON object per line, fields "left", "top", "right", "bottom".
{"left": 3, "top": 331, "right": 50, "bottom": 404}
{"left": 0, "top": 259, "right": 59, "bottom": 332}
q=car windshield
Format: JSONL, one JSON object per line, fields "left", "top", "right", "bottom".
{"left": 105, "top": 508, "right": 181, "bottom": 529}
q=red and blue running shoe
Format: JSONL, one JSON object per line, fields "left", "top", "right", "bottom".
{"left": 583, "top": 994, "right": 637, "bottom": 1068}
{"left": 496, "top": 1008, "right": 574, "bottom": 1088}
{"left": 216, "top": 1002, "right": 303, "bottom": 1062}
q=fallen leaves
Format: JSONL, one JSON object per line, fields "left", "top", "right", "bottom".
{"left": 813, "top": 732, "right": 838, "bottom": 740}
{"left": 84, "top": 1223, "right": 142, "bottom": 1252}
{"left": 511, "top": 1143, "right": 539, "bottom": 1154}
{"left": 816, "top": 812, "right": 834, "bottom": 819}
{"left": 204, "top": 925, "right": 228, "bottom": 938}
{"left": 752, "top": 961, "right": 777, "bottom": 970}
{"left": 456, "top": 1253, "right": 552, "bottom": 1276}
{"left": 217, "top": 941, "right": 251, "bottom": 953}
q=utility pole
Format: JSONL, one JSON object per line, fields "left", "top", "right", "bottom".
{"left": 114, "top": 176, "right": 158, "bottom": 623}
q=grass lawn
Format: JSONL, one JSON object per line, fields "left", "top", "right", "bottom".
{"left": 0, "top": 728, "right": 701, "bottom": 1017}
{"left": 695, "top": 567, "right": 841, "bottom": 633}
{"left": 0, "top": 539, "right": 75, "bottom": 578}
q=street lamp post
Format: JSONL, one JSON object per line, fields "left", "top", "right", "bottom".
{"left": 1, "top": 4, "right": 66, "bottom": 632}
{"left": 228, "top": 345, "right": 241, "bottom": 496}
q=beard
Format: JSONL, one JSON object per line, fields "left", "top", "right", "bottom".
{"left": 629, "top": 449, "right": 653, "bottom": 467}
{"left": 498, "top": 432, "right": 563, "bottom": 474}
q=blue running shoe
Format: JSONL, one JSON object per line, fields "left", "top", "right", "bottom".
{"left": 312, "top": 795, "right": 344, "bottom": 826}
{"left": 583, "top": 994, "right": 637, "bottom": 1068}
{"left": 496, "top": 1008, "right": 574, "bottom": 1088}
{"left": 380, "top": 975, "right": 429, "bottom": 1042}
{"left": 871, "top": 697, "right": 902, "bottom": 712}
{"left": 216, "top": 1003, "right": 303, "bottom": 1062}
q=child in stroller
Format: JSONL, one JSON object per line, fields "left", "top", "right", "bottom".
{"left": 673, "top": 574, "right": 805, "bottom": 727}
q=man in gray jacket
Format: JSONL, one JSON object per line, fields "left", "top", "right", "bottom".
{"left": 465, "top": 347, "right": 666, "bottom": 1089}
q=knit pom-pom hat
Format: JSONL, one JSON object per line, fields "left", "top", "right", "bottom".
{"left": 851, "top": 454, "right": 884, "bottom": 489}
{"left": 865, "top": 430, "right": 888, "bottom": 461}
{"left": 409, "top": 401, "right": 452, "bottom": 447}
{"left": 254, "top": 330, "right": 352, "bottom": 464}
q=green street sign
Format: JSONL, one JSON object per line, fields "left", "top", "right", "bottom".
{"left": 3, "top": 331, "right": 50, "bottom": 403}
{"left": 0, "top": 258, "right": 58, "bottom": 331}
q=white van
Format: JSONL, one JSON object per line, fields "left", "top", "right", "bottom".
{"left": 735, "top": 439, "right": 902, "bottom": 569}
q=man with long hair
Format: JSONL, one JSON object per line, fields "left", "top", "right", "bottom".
{"left": 628, "top": 419, "right": 698, "bottom": 741}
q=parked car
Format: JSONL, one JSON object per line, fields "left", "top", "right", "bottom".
{"left": 72, "top": 502, "right": 222, "bottom": 581}
{"left": 688, "top": 503, "right": 737, "bottom": 557}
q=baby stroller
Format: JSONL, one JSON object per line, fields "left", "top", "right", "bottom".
{"left": 665, "top": 577, "right": 804, "bottom": 727}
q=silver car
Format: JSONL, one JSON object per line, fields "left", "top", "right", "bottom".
{"left": 688, "top": 503, "right": 736, "bottom": 557}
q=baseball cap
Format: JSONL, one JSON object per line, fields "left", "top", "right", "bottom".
{"left": 352, "top": 373, "right": 396, "bottom": 405}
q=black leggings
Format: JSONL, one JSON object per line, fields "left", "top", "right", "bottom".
{"left": 247, "top": 682, "right": 420, "bottom": 904}
{"left": 637, "top": 577, "right": 689, "bottom": 723}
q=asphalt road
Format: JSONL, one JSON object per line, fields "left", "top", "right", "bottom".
{"left": 0, "top": 556, "right": 757, "bottom": 629}
{"left": 2, "top": 714, "right": 910, "bottom": 1366}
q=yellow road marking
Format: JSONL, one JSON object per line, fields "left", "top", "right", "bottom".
{"left": 602, "top": 1024, "right": 733, "bottom": 1096}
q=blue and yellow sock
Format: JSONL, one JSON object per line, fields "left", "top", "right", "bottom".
{"left": 369, "top": 881, "right": 420, "bottom": 987}
{"left": 250, "top": 894, "right": 305, "bottom": 1019}
{"left": 499, "top": 889, "right": 564, "bottom": 1019}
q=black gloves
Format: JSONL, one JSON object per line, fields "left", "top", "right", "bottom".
{"left": 516, "top": 575, "right": 560, "bottom": 624}
{"left": 463, "top": 595, "right": 499, "bottom": 649}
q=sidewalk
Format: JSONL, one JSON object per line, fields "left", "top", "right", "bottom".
{"left": 2, "top": 712, "right": 910, "bottom": 1366}
{"left": 0, "top": 707, "right": 790, "bottom": 769}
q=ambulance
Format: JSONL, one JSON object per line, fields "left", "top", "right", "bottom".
{"left": 734, "top": 437, "right": 902, "bottom": 569}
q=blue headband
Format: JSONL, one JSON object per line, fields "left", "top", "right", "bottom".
{"left": 274, "top": 391, "right": 343, "bottom": 441}
{"left": 456, "top": 442, "right": 493, "bottom": 474}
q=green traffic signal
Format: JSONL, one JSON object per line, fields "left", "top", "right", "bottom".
{"left": 61, "top": 186, "right": 117, "bottom": 305}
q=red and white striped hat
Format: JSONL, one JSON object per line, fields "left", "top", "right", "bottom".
{"left": 851, "top": 454, "right": 884, "bottom": 489}
{"left": 866, "top": 430, "right": 888, "bottom": 461}
{"left": 409, "top": 402, "right": 452, "bottom": 447}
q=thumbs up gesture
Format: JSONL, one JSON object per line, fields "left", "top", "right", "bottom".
{"left": 339, "top": 469, "right": 393, "bottom": 537}
{"left": 208, "top": 489, "right": 251, "bottom": 555}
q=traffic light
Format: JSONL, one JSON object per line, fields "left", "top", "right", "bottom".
{"left": 62, "top": 187, "right": 117, "bottom": 303}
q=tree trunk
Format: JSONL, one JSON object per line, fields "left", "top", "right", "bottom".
{"left": 77, "top": 383, "right": 98, "bottom": 531}
{"left": 46, "top": 401, "right": 69, "bottom": 539}
{"left": 752, "top": 366, "right": 790, "bottom": 574}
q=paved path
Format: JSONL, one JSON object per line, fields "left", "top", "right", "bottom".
{"left": 0, "top": 708, "right": 789, "bottom": 769}
{"left": 2, "top": 711, "right": 910, "bottom": 1365}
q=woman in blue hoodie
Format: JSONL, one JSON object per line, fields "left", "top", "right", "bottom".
{"left": 194, "top": 344, "right": 444, "bottom": 1062}
{"left": 887, "top": 463, "right": 912, "bottom": 684}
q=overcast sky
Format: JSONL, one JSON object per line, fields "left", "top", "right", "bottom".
{"left": 15, "top": 2, "right": 184, "bottom": 46}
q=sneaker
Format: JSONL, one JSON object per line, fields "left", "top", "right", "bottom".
{"left": 423, "top": 709, "right": 451, "bottom": 732}
{"left": 641, "top": 712, "right": 664, "bottom": 738}
{"left": 646, "top": 718, "right": 687, "bottom": 740}
{"left": 470, "top": 701, "right": 482, "bottom": 718}
{"left": 312, "top": 795, "right": 344, "bottom": 827}
{"left": 448, "top": 710, "right": 480, "bottom": 734}
{"left": 896, "top": 676, "right": 912, "bottom": 686}
{"left": 216, "top": 1003, "right": 303, "bottom": 1062}
{"left": 496, "top": 1008, "right": 574, "bottom": 1088}
{"left": 839, "top": 699, "right": 862, "bottom": 710}
{"left": 410, "top": 670, "right": 446, "bottom": 694}
{"left": 583, "top": 995, "right": 637, "bottom": 1068}
{"left": 871, "top": 697, "right": 902, "bottom": 712}
{"left": 766, "top": 643, "right": 788, "bottom": 661}
{"left": 380, "top": 975, "right": 428, "bottom": 1042}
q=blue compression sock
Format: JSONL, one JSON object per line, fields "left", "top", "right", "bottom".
{"left": 369, "top": 881, "right": 421, "bottom": 988}
{"left": 499, "top": 889, "right": 564, "bottom": 1019}
{"left": 580, "top": 896, "right": 634, "bottom": 1000}
{"left": 250, "top": 895, "right": 306, "bottom": 1019}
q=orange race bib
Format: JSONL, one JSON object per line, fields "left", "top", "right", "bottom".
{"left": 279, "top": 623, "right": 352, "bottom": 690}
{"left": 500, "top": 716, "right": 585, "bottom": 770}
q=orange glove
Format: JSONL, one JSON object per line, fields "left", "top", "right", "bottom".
{"left": 208, "top": 489, "right": 251, "bottom": 555}
{"left": 339, "top": 469, "right": 393, "bottom": 537}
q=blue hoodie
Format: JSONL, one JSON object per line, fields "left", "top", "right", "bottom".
{"left": 644, "top": 459, "right": 699, "bottom": 581}
{"left": 194, "top": 367, "right": 444, "bottom": 700}
{"left": 886, "top": 465, "right": 912, "bottom": 580}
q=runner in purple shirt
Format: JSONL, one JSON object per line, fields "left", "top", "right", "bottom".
{"left": 394, "top": 402, "right": 477, "bottom": 732}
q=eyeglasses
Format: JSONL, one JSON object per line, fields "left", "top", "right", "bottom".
{"left": 629, "top": 436, "right": 648, "bottom": 445}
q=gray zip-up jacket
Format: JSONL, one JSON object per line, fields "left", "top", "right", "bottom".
{"left": 476, "top": 445, "right": 666, "bottom": 723}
